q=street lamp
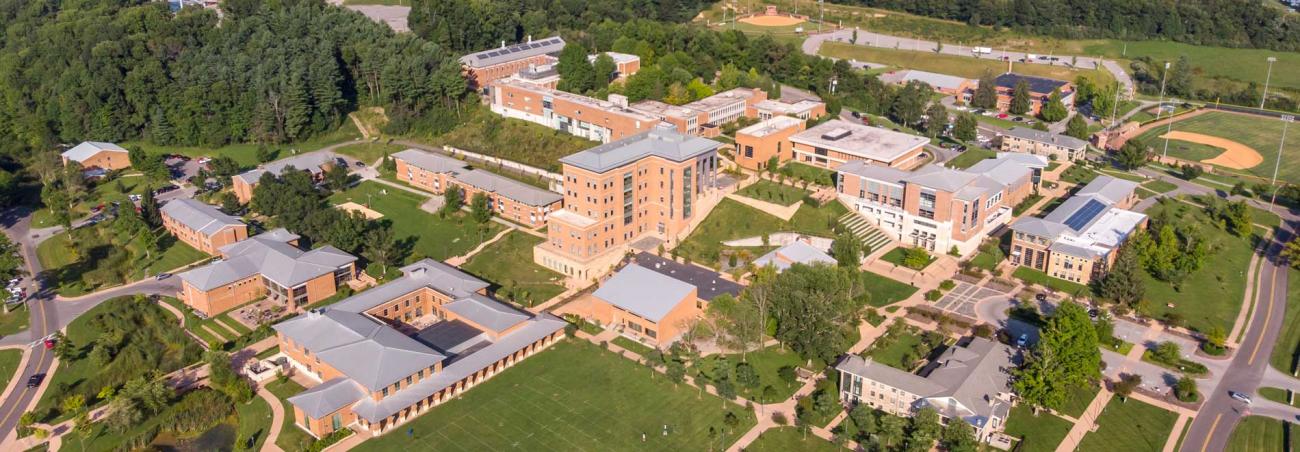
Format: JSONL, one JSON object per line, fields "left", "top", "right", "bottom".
{"left": 1161, "top": 98, "right": 1180, "bottom": 159}
{"left": 1268, "top": 114, "right": 1293, "bottom": 213}
{"left": 1155, "top": 61, "right": 1171, "bottom": 122}
{"left": 1261, "top": 56, "right": 1278, "bottom": 110}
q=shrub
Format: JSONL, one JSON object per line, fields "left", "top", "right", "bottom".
{"left": 772, "top": 412, "right": 789, "bottom": 425}
{"left": 939, "top": 280, "right": 956, "bottom": 291}
{"left": 308, "top": 429, "right": 354, "bottom": 452}
{"left": 777, "top": 365, "right": 798, "bottom": 384}
{"left": 1174, "top": 376, "right": 1199, "bottom": 402}
{"left": 925, "top": 289, "right": 943, "bottom": 301}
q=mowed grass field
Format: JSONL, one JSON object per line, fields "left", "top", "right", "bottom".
{"left": 1271, "top": 268, "right": 1300, "bottom": 374}
{"left": 461, "top": 231, "right": 566, "bottom": 307}
{"left": 1135, "top": 111, "right": 1300, "bottom": 184}
{"left": 354, "top": 340, "right": 755, "bottom": 451}
{"left": 745, "top": 427, "right": 841, "bottom": 452}
{"left": 1139, "top": 201, "right": 1255, "bottom": 334}
{"left": 1226, "top": 416, "right": 1300, "bottom": 452}
{"left": 329, "top": 181, "right": 504, "bottom": 263}
{"left": 819, "top": 42, "right": 1116, "bottom": 87}
{"left": 1077, "top": 399, "right": 1178, "bottom": 452}
{"left": 1082, "top": 40, "right": 1300, "bottom": 92}
{"left": 1004, "top": 404, "right": 1073, "bottom": 452}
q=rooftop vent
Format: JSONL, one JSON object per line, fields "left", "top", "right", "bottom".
{"left": 821, "top": 127, "right": 852, "bottom": 141}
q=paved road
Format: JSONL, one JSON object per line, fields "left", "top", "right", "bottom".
{"left": 0, "top": 207, "right": 60, "bottom": 439}
{"left": 803, "top": 29, "right": 1135, "bottom": 96}
{"left": 1180, "top": 224, "right": 1295, "bottom": 451}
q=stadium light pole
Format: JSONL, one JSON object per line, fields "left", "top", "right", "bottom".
{"left": 1268, "top": 115, "right": 1293, "bottom": 213}
{"left": 1261, "top": 56, "right": 1278, "bottom": 110}
{"left": 1155, "top": 61, "right": 1171, "bottom": 122}
{"left": 1161, "top": 98, "right": 1180, "bottom": 159}
{"left": 1109, "top": 81, "right": 1122, "bottom": 129}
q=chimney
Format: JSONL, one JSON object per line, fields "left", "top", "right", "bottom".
{"left": 527, "top": 35, "right": 533, "bottom": 43}
{"left": 501, "top": 40, "right": 506, "bottom": 49}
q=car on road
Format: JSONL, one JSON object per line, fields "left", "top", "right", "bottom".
{"left": 1016, "top": 334, "right": 1028, "bottom": 348}
{"left": 354, "top": 161, "right": 366, "bottom": 168}
{"left": 156, "top": 273, "right": 171, "bottom": 281}
{"left": 1230, "top": 391, "right": 1253, "bottom": 404}
{"left": 154, "top": 185, "right": 179, "bottom": 196}
{"left": 197, "top": 157, "right": 212, "bottom": 165}
{"left": 43, "top": 338, "right": 55, "bottom": 349}
{"left": 850, "top": 111, "right": 861, "bottom": 118}
{"left": 26, "top": 374, "right": 43, "bottom": 388}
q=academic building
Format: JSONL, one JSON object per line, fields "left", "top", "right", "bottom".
{"left": 733, "top": 115, "right": 806, "bottom": 171}
{"left": 999, "top": 127, "right": 1089, "bottom": 162}
{"left": 789, "top": 120, "right": 930, "bottom": 169}
{"left": 534, "top": 126, "right": 724, "bottom": 281}
{"left": 1009, "top": 176, "right": 1146, "bottom": 285}
{"left": 458, "top": 36, "right": 566, "bottom": 91}
{"left": 488, "top": 78, "right": 661, "bottom": 143}
{"left": 391, "top": 149, "right": 562, "bottom": 228}
{"left": 232, "top": 152, "right": 339, "bottom": 203}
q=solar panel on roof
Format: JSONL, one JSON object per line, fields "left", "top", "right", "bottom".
{"left": 1063, "top": 199, "right": 1106, "bottom": 230}
{"left": 475, "top": 54, "right": 487, "bottom": 60}
{"left": 530, "top": 43, "right": 541, "bottom": 48}
{"left": 487, "top": 51, "right": 500, "bottom": 57}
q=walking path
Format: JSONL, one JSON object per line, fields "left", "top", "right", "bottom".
{"left": 258, "top": 386, "right": 287, "bottom": 452}
{"left": 444, "top": 227, "right": 513, "bottom": 266}
{"left": 724, "top": 194, "right": 802, "bottom": 221}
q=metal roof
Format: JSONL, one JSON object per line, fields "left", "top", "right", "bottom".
{"left": 838, "top": 337, "right": 1017, "bottom": 423}
{"left": 994, "top": 73, "right": 1068, "bottom": 94}
{"left": 459, "top": 37, "right": 565, "bottom": 69}
{"left": 592, "top": 264, "right": 696, "bottom": 322}
{"left": 753, "top": 241, "right": 836, "bottom": 272}
{"left": 286, "top": 377, "right": 367, "bottom": 419}
{"left": 629, "top": 252, "right": 743, "bottom": 301}
{"left": 392, "top": 149, "right": 466, "bottom": 174}
{"left": 235, "top": 151, "right": 338, "bottom": 184}
{"left": 881, "top": 69, "right": 973, "bottom": 91}
{"left": 177, "top": 229, "right": 355, "bottom": 290}
{"left": 1073, "top": 175, "right": 1138, "bottom": 205}
{"left": 559, "top": 126, "right": 721, "bottom": 173}
{"left": 452, "top": 169, "right": 562, "bottom": 207}
{"left": 737, "top": 116, "right": 805, "bottom": 138}
{"left": 275, "top": 308, "right": 446, "bottom": 392}
{"left": 444, "top": 293, "right": 531, "bottom": 333}
{"left": 160, "top": 198, "right": 244, "bottom": 236}
{"left": 1003, "top": 127, "right": 1088, "bottom": 151}
{"left": 61, "top": 141, "right": 128, "bottom": 163}
{"left": 329, "top": 260, "right": 490, "bottom": 314}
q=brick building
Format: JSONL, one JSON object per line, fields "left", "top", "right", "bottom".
{"left": 629, "top": 88, "right": 768, "bottom": 137}
{"left": 160, "top": 198, "right": 248, "bottom": 255}
{"left": 987, "top": 73, "right": 1074, "bottom": 115}
{"left": 1009, "top": 176, "right": 1146, "bottom": 285}
{"left": 790, "top": 119, "right": 929, "bottom": 169}
{"left": 751, "top": 98, "right": 828, "bottom": 121}
{"left": 533, "top": 126, "right": 724, "bottom": 281}
{"left": 999, "top": 127, "right": 1089, "bottom": 162}
{"left": 232, "top": 152, "right": 339, "bottom": 203}
{"left": 459, "top": 36, "right": 565, "bottom": 91}
{"left": 489, "top": 78, "right": 661, "bottom": 143}
{"left": 176, "top": 229, "right": 356, "bottom": 315}
{"left": 275, "top": 259, "right": 565, "bottom": 438}
{"left": 733, "top": 115, "right": 806, "bottom": 171}
{"left": 880, "top": 70, "right": 978, "bottom": 103}
{"left": 61, "top": 141, "right": 131, "bottom": 171}
{"left": 392, "top": 149, "right": 562, "bottom": 227}
{"left": 587, "top": 252, "right": 741, "bottom": 347}
{"left": 589, "top": 51, "right": 641, "bottom": 81}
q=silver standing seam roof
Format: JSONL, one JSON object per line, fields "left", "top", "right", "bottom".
{"left": 274, "top": 258, "right": 566, "bottom": 423}
{"left": 177, "top": 229, "right": 356, "bottom": 291}
{"left": 61, "top": 141, "right": 128, "bottom": 163}
{"left": 753, "top": 241, "right": 836, "bottom": 272}
{"left": 234, "top": 151, "right": 338, "bottom": 184}
{"left": 628, "top": 252, "right": 743, "bottom": 301}
{"left": 1072, "top": 175, "right": 1138, "bottom": 205}
{"left": 1003, "top": 127, "right": 1088, "bottom": 151}
{"left": 392, "top": 149, "right": 562, "bottom": 207}
{"left": 160, "top": 198, "right": 244, "bottom": 236}
{"left": 459, "top": 36, "right": 565, "bottom": 69}
{"left": 559, "top": 126, "right": 722, "bottom": 173}
{"left": 592, "top": 264, "right": 696, "bottom": 322}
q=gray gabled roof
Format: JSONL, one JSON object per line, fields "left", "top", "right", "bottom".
{"left": 330, "top": 259, "right": 490, "bottom": 314}
{"left": 965, "top": 158, "right": 1036, "bottom": 187}
{"left": 274, "top": 309, "right": 446, "bottom": 392}
{"left": 234, "top": 151, "right": 337, "bottom": 184}
{"left": 753, "top": 241, "right": 836, "bottom": 272}
{"left": 453, "top": 169, "right": 562, "bottom": 207}
{"left": 1003, "top": 127, "right": 1088, "bottom": 151}
{"left": 444, "top": 293, "right": 530, "bottom": 333}
{"left": 392, "top": 149, "right": 466, "bottom": 174}
{"left": 836, "top": 354, "right": 946, "bottom": 396}
{"left": 160, "top": 199, "right": 244, "bottom": 236}
{"left": 560, "top": 126, "right": 721, "bottom": 173}
{"left": 178, "top": 230, "right": 356, "bottom": 291}
{"left": 838, "top": 337, "right": 1017, "bottom": 423}
{"left": 286, "top": 377, "right": 367, "bottom": 419}
{"left": 994, "top": 73, "right": 1068, "bottom": 95}
{"left": 1073, "top": 175, "right": 1138, "bottom": 205}
{"left": 1010, "top": 216, "right": 1069, "bottom": 239}
{"left": 629, "top": 252, "right": 743, "bottom": 301}
{"left": 459, "top": 36, "right": 565, "bottom": 69}
{"left": 593, "top": 264, "right": 696, "bottom": 322}
{"left": 62, "top": 141, "right": 128, "bottom": 162}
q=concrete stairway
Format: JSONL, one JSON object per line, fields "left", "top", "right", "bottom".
{"left": 837, "top": 212, "right": 892, "bottom": 252}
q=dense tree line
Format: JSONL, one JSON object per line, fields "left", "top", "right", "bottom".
{"left": 0, "top": 0, "right": 467, "bottom": 164}
{"left": 845, "top": 0, "right": 1300, "bottom": 51}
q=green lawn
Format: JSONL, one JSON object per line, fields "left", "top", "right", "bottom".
{"left": 1226, "top": 416, "right": 1299, "bottom": 452}
{"left": 1258, "top": 387, "right": 1297, "bottom": 407}
{"left": 461, "top": 231, "right": 565, "bottom": 307}
{"left": 1077, "top": 398, "right": 1178, "bottom": 452}
{"left": 267, "top": 378, "right": 314, "bottom": 452}
{"left": 1005, "top": 404, "right": 1073, "bottom": 452}
{"left": 333, "top": 142, "right": 406, "bottom": 164}
{"left": 1059, "top": 165, "right": 1099, "bottom": 185}
{"left": 1012, "top": 193, "right": 1045, "bottom": 216}
{"left": 1013, "top": 266, "right": 1092, "bottom": 297}
{"left": 354, "top": 340, "right": 755, "bottom": 451}
{"left": 1270, "top": 268, "right": 1300, "bottom": 374}
{"left": 945, "top": 147, "right": 996, "bottom": 170}
{"left": 858, "top": 270, "right": 918, "bottom": 306}
{"left": 1058, "top": 384, "right": 1100, "bottom": 419}
{"left": 734, "top": 180, "right": 809, "bottom": 207}
{"left": 329, "top": 181, "right": 504, "bottom": 262}
{"left": 694, "top": 345, "right": 815, "bottom": 403}
{"left": 30, "top": 175, "right": 154, "bottom": 228}
{"left": 819, "top": 42, "right": 1115, "bottom": 87}
{"left": 0, "top": 349, "right": 20, "bottom": 398}
{"left": 122, "top": 122, "right": 362, "bottom": 168}
{"left": 1082, "top": 40, "right": 1300, "bottom": 92}
{"left": 879, "top": 247, "right": 935, "bottom": 270}
{"left": 1140, "top": 201, "right": 1255, "bottom": 333}
{"left": 234, "top": 395, "right": 274, "bottom": 451}
{"left": 746, "top": 426, "right": 841, "bottom": 452}
{"left": 864, "top": 324, "right": 942, "bottom": 372}
{"left": 1135, "top": 112, "right": 1300, "bottom": 184}
{"left": 777, "top": 162, "right": 837, "bottom": 187}
{"left": 0, "top": 304, "right": 30, "bottom": 336}
{"left": 612, "top": 336, "right": 657, "bottom": 356}
{"left": 674, "top": 198, "right": 846, "bottom": 269}
{"left": 1141, "top": 179, "right": 1179, "bottom": 194}
{"left": 36, "top": 226, "right": 207, "bottom": 296}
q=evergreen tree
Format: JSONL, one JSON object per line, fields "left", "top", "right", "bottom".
{"left": 1115, "top": 138, "right": 1149, "bottom": 170}
{"left": 1097, "top": 241, "right": 1144, "bottom": 307}
{"left": 149, "top": 107, "right": 173, "bottom": 145}
{"left": 953, "top": 113, "right": 978, "bottom": 141}
{"left": 1039, "top": 89, "right": 1068, "bottom": 122}
{"left": 1065, "top": 114, "right": 1089, "bottom": 139}
{"left": 592, "top": 53, "right": 617, "bottom": 91}
{"left": 1010, "top": 80, "right": 1032, "bottom": 115}
{"left": 139, "top": 190, "right": 162, "bottom": 228}
{"left": 923, "top": 103, "right": 949, "bottom": 137}
{"left": 972, "top": 71, "right": 999, "bottom": 109}
{"left": 557, "top": 43, "right": 595, "bottom": 94}
{"left": 470, "top": 192, "right": 492, "bottom": 223}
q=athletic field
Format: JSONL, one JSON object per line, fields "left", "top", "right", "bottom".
{"left": 1134, "top": 111, "right": 1300, "bottom": 184}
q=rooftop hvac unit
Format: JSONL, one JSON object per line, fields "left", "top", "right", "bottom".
{"left": 821, "top": 128, "right": 852, "bottom": 141}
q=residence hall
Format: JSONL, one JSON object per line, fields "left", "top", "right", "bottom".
{"left": 276, "top": 259, "right": 566, "bottom": 438}
{"left": 752, "top": 97, "right": 828, "bottom": 121}
{"left": 534, "top": 126, "right": 724, "bottom": 281}
{"left": 458, "top": 36, "right": 565, "bottom": 91}
{"left": 630, "top": 88, "right": 769, "bottom": 137}
{"left": 489, "top": 78, "right": 661, "bottom": 143}
{"left": 588, "top": 252, "right": 741, "bottom": 346}
{"left": 177, "top": 229, "right": 357, "bottom": 316}
{"left": 1009, "top": 175, "right": 1146, "bottom": 285}
{"left": 61, "top": 141, "right": 131, "bottom": 171}
{"left": 391, "top": 149, "right": 561, "bottom": 227}
{"left": 789, "top": 119, "right": 929, "bottom": 169}
{"left": 835, "top": 154, "right": 1037, "bottom": 255}
{"left": 232, "top": 151, "right": 339, "bottom": 203}
{"left": 733, "top": 115, "right": 806, "bottom": 171}
{"left": 983, "top": 73, "right": 1074, "bottom": 115}
{"left": 160, "top": 198, "right": 248, "bottom": 255}
{"left": 836, "top": 336, "right": 1018, "bottom": 444}
{"left": 880, "top": 70, "right": 977, "bottom": 102}
{"left": 1000, "top": 127, "right": 1089, "bottom": 162}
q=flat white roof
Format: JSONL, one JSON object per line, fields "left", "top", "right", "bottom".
{"left": 790, "top": 119, "right": 929, "bottom": 163}
{"left": 737, "top": 116, "right": 804, "bottom": 138}
{"left": 1055, "top": 207, "right": 1147, "bottom": 257}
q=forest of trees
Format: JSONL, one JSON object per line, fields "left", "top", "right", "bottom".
{"left": 0, "top": 0, "right": 468, "bottom": 163}
{"left": 847, "top": 0, "right": 1300, "bottom": 51}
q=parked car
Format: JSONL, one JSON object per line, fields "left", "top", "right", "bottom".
{"left": 1230, "top": 391, "right": 1253, "bottom": 404}
{"left": 1012, "top": 116, "right": 1026, "bottom": 122}
{"left": 43, "top": 338, "right": 55, "bottom": 349}
{"left": 156, "top": 273, "right": 171, "bottom": 281}
{"left": 998, "top": 113, "right": 1009, "bottom": 119}
{"left": 26, "top": 374, "right": 43, "bottom": 388}
{"left": 154, "top": 185, "right": 179, "bottom": 196}
{"left": 1015, "top": 334, "right": 1029, "bottom": 348}
{"left": 197, "top": 157, "right": 212, "bottom": 165}
{"left": 128, "top": 194, "right": 142, "bottom": 202}
{"left": 354, "top": 161, "right": 366, "bottom": 168}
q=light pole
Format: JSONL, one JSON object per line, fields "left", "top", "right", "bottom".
{"left": 1161, "top": 98, "right": 1180, "bottom": 159}
{"left": 1268, "top": 115, "right": 1293, "bottom": 213}
{"left": 1155, "top": 61, "right": 1171, "bottom": 122}
{"left": 1109, "top": 81, "right": 1122, "bottom": 129}
{"left": 1261, "top": 56, "right": 1278, "bottom": 110}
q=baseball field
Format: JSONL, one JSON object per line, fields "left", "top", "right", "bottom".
{"left": 1134, "top": 111, "right": 1300, "bottom": 184}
